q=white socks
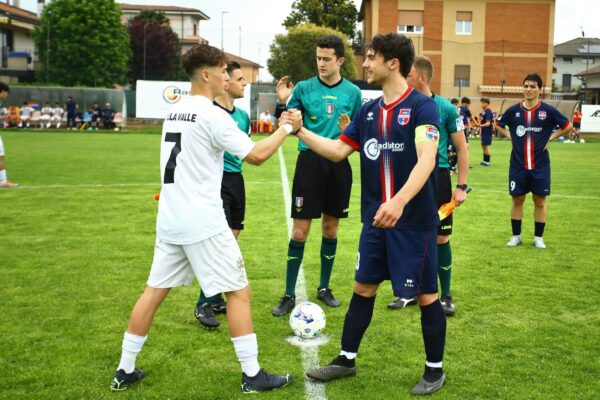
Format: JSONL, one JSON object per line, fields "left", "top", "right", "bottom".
{"left": 340, "top": 350, "right": 357, "bottom": 360}
{"left": 0, "top": 169, "right": 6, "bottom": 182}
{"left": 117, "top": 332, "right": 147, "bottom": 373}
{"left": 231, "top": 333, "right": 260, "bottom": 377}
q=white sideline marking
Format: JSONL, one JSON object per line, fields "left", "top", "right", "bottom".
{"left": 13, "top": 181, "right": 282, "bottom": 190}
{"left": 278, "top": 148, "right": 327, "bottom": 400}
{"left": 10, "top": 182, "right": 600, "bottom": 201}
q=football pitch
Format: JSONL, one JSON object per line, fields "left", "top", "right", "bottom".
{"left": 0, "top": 129, "right": 598, "bottom": 399}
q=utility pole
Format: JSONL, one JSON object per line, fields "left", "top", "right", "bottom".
{"left": 143, "top": 22, "right": 147, "bottom": 80}
{"left": 221, "top": 11, "right": 228, "bottom": 50}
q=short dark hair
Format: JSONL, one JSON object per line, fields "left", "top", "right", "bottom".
{"left": 451, "top": 98, "right": 459, "bottom": 105}
{"left": 316, "top": 34, "right": 345, "bottom": 58}
{"left": 413, "top": 56, "right": 434, "bottom": 83}
{"left": 523, "top": 73, "right": 543, "bottom": 89}
{"left": 182, "top": 44, "right": 228, "bottom": 79}
{"left": 0, "top": 82, "right": 10, "bottom": 93}
{"left": 226, "top": 61, "right": 241, "bottom": 74}
{"left": 480, "top": 97, "right": 490, "bottom": 104}
{"left": 369, "top": 33, "right": 414, "bottom": 78}
{"left": 461, "top": 97, "right": 471, "bottom": 104}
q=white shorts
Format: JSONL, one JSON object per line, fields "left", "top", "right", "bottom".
{"left": 147, "top": 230, "right": 248, "bottom": 296}
{"left": 0, "top": 135, "right": 4, "bottom": 156}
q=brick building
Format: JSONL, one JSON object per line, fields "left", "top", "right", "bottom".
{"left": 357, "top": 0, "right": 556, "bottom": 98}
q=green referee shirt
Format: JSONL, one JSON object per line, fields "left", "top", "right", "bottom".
{"left": 214, "top": 102, "right": 251, "bottom": 173}
{"left": 287, "top": 76, "right": 362, "bottom": 152}
{"left": 432, "top": 94, "right": 463, "bottom": 168}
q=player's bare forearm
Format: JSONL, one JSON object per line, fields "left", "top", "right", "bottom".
{"left": 373, "top": 141, "right": 437, "bottom": 228}
{"left": 495, "top": 125, "right": 510, "bottom": 140}
{"left": 450, "top": 131, "right": 469, "bottom": 204}
{"left": 245, "top": 111, "right": 302, "bottom": 165}
{"left": 548, "top": 124, "right": 572, "bottom": 144}
{"left": 296, "top": 127, "right": 354, "bottom": 162}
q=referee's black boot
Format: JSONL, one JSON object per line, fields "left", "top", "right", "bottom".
{"left": 317, "top": 288, "right": 340, "bottom": 307}
{"left": 272, "top": 295, "right": 295, "bottom": 316}
{"left": 195, "top": 302, "right": 220, "bottom": 328}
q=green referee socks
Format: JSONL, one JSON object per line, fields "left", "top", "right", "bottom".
{"left": 438, "top": 242, "right": 452, "bottom": 297}
{"left": 285, "top": 239, "right": 305, "bottom": 297}
{"left": 319, "top": 237, "right": 338, "bottom": 290}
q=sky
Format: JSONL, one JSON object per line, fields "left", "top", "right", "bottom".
{"left": 16, "top": 0, "right": 600, "bottom": 81}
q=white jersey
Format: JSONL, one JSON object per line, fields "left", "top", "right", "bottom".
{"left": 20, "top": 106, "right": 34, "bottom": 118}
{"left": 156, "top": 95, "right": 255, "bottom": 244}
{"left": 52, "top": 107, "right": 64, "bottom": 117}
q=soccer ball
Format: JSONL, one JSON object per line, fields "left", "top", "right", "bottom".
{"left": 289, "top": 301, "right": 326, "bottom": 339}
{"left": 580, "top": 139, "right": 585, "bottom": 144}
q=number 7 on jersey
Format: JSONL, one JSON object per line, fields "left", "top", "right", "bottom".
{"left": 164, "top": 132, "right": 181, "bottom": 184}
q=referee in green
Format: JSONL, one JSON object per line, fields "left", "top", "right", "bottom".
{"left": 388, "top": 56, "right": 469, "bottom": 315}
{"left": 272, "top": 34, "right": 362, "bottom": 316}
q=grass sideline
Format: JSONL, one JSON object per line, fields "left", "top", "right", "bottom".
{"left": 0, "top": 130, "right": 599, "bottom": 399}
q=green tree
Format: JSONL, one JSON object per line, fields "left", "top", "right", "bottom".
{"left": 128, "top": 10, "right": 181, "bottom": 84}
{"left": 268, "top": 24, "right": 357, "bottom": 84}
{"left": 283, "top": 0, "right": 359, "bottom": 40}
{"left": 33, "top": 0, "right": 131, "bottom": 87}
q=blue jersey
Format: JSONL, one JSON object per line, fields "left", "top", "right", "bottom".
{"left": 496, "top": 101, "right": 569, "bottom": 170}
{"left": 480, "top": 108, "right": 493, "bottom": 135}
{"left": 66, "top": 99, "right": 77, "bottom": 113}
{"left": 458, "top": 105, "right": 471, "bottom": 128}
{"left": 340, "top": 88, "right": 440, "bottom": 230}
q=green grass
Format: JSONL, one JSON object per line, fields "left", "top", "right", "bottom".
{"left": 0, "top": 130, "right": 598, "bottom": 399}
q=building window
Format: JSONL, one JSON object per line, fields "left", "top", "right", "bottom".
{"left": 454, "top": 65, "right": 470, "bottom": 87}
{"left": 562, "top": 74, "right": 571, "bottom": 90}
{"left": 456, "top": 12, "right": 472, "bottom": 35}
{"left": 563, "top": 56, "right": 572, "bottom": 64}
{"left": 581, "top": 57, "right": 595, "bottom": 64}
{"left": 193, "top": 23, "right": 197, "bottom": 36}
{"left": 398, "top": 10, "right": 423, "bottom": 34}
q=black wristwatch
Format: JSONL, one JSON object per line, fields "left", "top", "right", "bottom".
{"left": 456, "top": 184, "right": 468, "bottom": 191}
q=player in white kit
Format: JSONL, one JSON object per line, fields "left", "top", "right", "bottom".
{"left": 110, "top": 44, "right": 302, "bottom": 394}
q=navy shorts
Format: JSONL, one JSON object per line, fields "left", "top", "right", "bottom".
{"left": 509, "top": 165, "right": 550, "bottom": 196}
{"left": 481, "top": 132, "right": 493, "bottom": 146}
{"left": 355, "top": 225, "right": 438, "bottom": 297}
{"left": 221, "top": 172, "right": 246, "bottom": 230}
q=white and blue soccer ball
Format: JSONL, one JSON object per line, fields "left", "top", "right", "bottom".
{"left": 289, "top": 301, "right": 326, "bottom": 339}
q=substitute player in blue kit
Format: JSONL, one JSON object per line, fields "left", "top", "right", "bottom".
{"left": 281, "top": 33, "right": 447, "bottom": 396}
{"left": 495, "top": 73, "right": 571, "bottom": 249}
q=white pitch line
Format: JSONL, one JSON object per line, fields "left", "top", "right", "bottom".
{"left": 9, "top": 181, "right": 282, "bottom": 190}
{"left": 278, "top": 148, "right": 327, "bottom": 400}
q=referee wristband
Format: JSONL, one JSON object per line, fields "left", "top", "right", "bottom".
{"left": 283, "top": 124, "right": 293, "bottom": 135}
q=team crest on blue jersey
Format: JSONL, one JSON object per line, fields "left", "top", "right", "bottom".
{"left": 325, "top": 103, "right": 335, "bottom": 115}
{"left": 426, "top": 126, "right": 439, "bottom": 142}
{"left": 397, "top": 108, "right": 411, "bottom": 125}
{"left": 538, "top": 111, "right": 547, "bottom": 120}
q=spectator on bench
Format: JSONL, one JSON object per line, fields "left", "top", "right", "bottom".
{"left": 101, "top": 102, "right": 115, "bottom": 130}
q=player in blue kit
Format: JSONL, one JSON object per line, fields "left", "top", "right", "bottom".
{"left": 280, "top": 33, "right": 447, "bottom": 396}
{"left": 495, "top": 73, "right": 571, "bottom": 249}
{"left": 478, "top": 98, "right": 494, "bottom": 166}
